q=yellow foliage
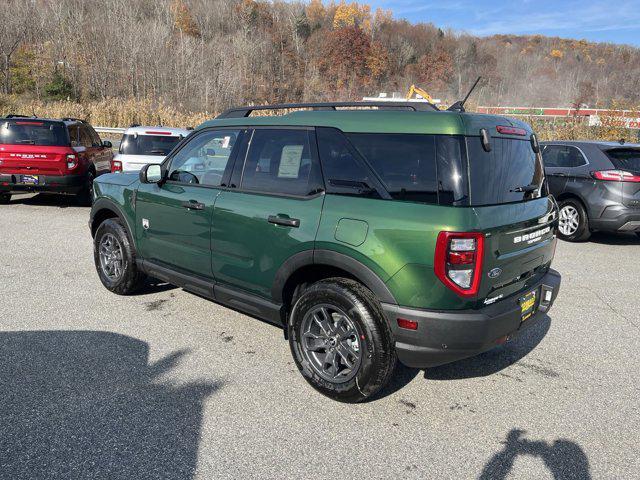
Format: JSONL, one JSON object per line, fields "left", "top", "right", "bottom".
{"left": 306, "top": 0, "right": 326, "bottom": 25}
{"left": 550, "top": 49, "right": 564, "bottom": 59}
{"left": 333, "top": 1, "right": 371, "bottom": 30}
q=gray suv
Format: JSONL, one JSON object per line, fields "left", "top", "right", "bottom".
{"left": 541, "top": 140, "right": 640, "bottom": 241}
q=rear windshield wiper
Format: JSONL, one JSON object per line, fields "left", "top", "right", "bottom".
{"left": 16, "top": 139, "right": 36, "bottom": 144}
{"left": 510, "top": 184, "right": 539, "bottom": 193}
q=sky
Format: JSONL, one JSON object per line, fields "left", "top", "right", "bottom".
{"left": 365, "top": 0, "right": 640, "bottom": 46}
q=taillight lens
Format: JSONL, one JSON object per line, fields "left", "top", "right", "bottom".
{"left": 111, "top": 160, "right": 123, "bottom": 173}
{"left": 591, "top": 170, "right": 640, "bottom": 183}
{"left": 66, "top": 154, "right": 78, "bottom": 170}
{"left": 434, "top": 231, "right": 484, "bottom": 297}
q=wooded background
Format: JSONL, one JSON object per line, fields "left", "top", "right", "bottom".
{"left": 1, "top": 0, "right": 639, "bottom": 126}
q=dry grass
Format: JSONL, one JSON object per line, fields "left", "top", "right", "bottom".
{"left": 1, "top": 96, "right": 638, "bottom": 143}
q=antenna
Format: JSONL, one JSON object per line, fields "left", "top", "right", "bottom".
{"left": 447, "top": 76, "right": 482, "bottom": 113}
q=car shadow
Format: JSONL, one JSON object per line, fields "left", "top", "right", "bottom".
{"left": 424, "top": 315, "right": 551, "bottom": 381}
{"left": 134, "top": 278, "right": 179, "bottom": 295}
{"left": 479, "top": 429, "right": 591, "bottom": 479}
{"left": 0, "top": 330, "right": 221, "bottom": 479}
{"left": 586, "top": 231, "right": 640, "bottom": 245}
{"left": 7, "top": 192, "right": 84, "bottom": 209}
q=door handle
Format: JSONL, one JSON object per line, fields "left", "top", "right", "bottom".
{"left": 181, "top": 200, "right": 205, "bottom": 211}
{"left": 268, "top": 215, "right": 300, "bottom": 228}
{"left": 553, "top": 173, "right": 567, "bottom": 177}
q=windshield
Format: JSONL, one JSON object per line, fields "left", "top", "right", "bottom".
{"left": 605, "top": 148, "right": 640, "bottom": 173}
{"left": 466, "top": 137, "right": 545, "bottom": 206}
{"left": 0, "top": 120, "right": 68, "bottom": 146}
{"left": 119, "top": 134, "right": 182, "bottom": 156}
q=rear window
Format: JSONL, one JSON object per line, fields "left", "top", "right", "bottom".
{"left": 605, "top": 148, "right": 640, "bottom": 173}
{"left": 466, "top": 137, "right": 545, "bottom": 206}
{"left": 119, "top": 134, "right": 182, "bottom": 156}
{"left": 0, "top": 120, "right": 68, "bottom": 146}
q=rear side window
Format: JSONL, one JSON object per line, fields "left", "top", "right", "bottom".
{"left": 0, "top": 120, "right": 68, "bottom": 146}
{"left": 347, "top": 133, "right": 438, "bottom": 204}
{"left": 241, "top": 129, "right": 322, "bottom": 196}
{"left": 467, "top": 137, "right": 544, "bottom": 206}
{"left": 120, "top": 134, "right": 182, "bottom": 156}
{"left": 542, "top": 145, "right": 587, "bottom": 168}
{"left": 605, "top": 148, "right": 640, "bottom": 173}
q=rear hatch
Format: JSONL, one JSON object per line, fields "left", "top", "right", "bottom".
{"left": 0, "top": 119, "right": 72, "bottom": 176}
{"left": 465, "top": 131, "right": 558, "bottom": 304}
{"left": 602, "top": 147, "right": 640, "bottom": 207}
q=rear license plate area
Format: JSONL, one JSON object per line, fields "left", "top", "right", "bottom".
{"left": 519, "top": 290, "right": 537, "bottom": 322}
{"left": 20, "top": 175, "right": 39, "bottom": 185}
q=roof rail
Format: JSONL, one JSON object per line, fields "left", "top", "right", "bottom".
{"left": 216, "top": 101, "right": 438, "bottom": 119}
{"left": 61, "top": 117, "right": 86, "bottom": 123}
{"left": 5, "top": 114, "right": 35, "bottom": 119}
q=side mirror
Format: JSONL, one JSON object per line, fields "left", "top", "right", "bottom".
{"left": 102, "top": 140, "right": 113, "bottom": 149}
{"left": 139, "top": 164, "right": 164, "bottom": 184}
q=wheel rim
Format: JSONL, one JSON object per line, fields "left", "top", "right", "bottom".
{"left": 99, "top": 233, "right": 124, "bottom": 281}
{"left": 559, "top": 205, "right": 580, "bottom": 236}
{"left": 300, "top": 304, "right": 363, "bottom": 383}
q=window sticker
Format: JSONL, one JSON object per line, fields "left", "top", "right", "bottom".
{"left": 221, "top": 136, "right": 231, "bottom": 149}
{"left": 278, "top": 145, "right": 304, "bottom": 178}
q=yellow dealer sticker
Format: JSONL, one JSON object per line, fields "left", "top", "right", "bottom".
{"left": 520, "top": 290, "right": 536, "bottom": 322}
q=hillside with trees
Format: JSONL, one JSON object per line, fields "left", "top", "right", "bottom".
{"left": 2, "top": 0, "right": 639, "bottom": 124}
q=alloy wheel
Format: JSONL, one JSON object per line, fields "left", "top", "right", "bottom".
{"left": 300, "top": 304, "right": 363, "bottom": 383}
{"left": 99, "top": 233, "right": 124, "bottom": 280}
{"left": 559, "top": 205, "right": 580, "bottom": 236}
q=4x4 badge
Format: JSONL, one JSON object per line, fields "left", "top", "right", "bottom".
{"left": 488, "top": 268, "right": 502, "bottom": 279}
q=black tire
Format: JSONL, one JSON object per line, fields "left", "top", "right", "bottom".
{"left": 0, "top": 193, "right": 11, "bottom": 204}
{"left": 76, "top": 170, "right": 95, "bottom": 206}
{"left": 635, "top": 232, "right": 640, "bottom": 239}
{"left": 288, "top": 278, "right": 396, "bottom": 403}
{"left": 557, "top": 199, "right": 591, "bottom": 242}
{"left": 93, "top": 218, "right": 146, "bottom": 294}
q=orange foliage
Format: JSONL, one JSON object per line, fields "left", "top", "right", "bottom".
{"left": 170, "top": 0, "right": 200, "bottom": 38}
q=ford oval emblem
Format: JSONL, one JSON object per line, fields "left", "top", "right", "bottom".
{"left": 488, "top": 268, "right": 502, "bottom": 279}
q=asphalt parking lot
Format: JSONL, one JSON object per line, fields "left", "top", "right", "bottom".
{"left": 1, "top": 193, "right": 638, "bottom": 479}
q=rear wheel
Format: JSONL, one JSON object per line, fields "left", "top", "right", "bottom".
{"left": 288, "top": 278, "right": 396, "bottom": 403}
{"left": 0, "top": 193, "right": 10, "bottom": 204}
{"left": 94, "top": 218, "right": 146, "bottom": 294}
{"left": 558, "top": 199, "right": 591, "bottom": 242}
{"left": 76, "top": 170, "right": 95, "bottom": 206}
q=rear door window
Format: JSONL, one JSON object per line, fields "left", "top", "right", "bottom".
{"left": 542, "top": 145, "right": 587, "bottom": 168}
{"left": 0, "top": 120, "right": 68, "bottom": 146}
{"left": 346, "top": 133, "right": 438, "bottom": 204}
{"left": 466, "top": 137, "right": 544, "bottom": 206}
{"left": 605, "top": 148, "right": 640, "bottom": 173}
{"left": 240, "top": 129, "right": 323, "bottom": 196}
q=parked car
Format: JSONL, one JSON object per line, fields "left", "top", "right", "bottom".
{"left": 90, "top": 102, "right": 561, "bottom": 402}
{"left": 541, "top": 140, "right": 640, "bottom": 241}
{"left": 0, "top": 115, "right": 112, "bottom": 205}
{"left": 111, "top": 125, "right": 191, "bottom": 173}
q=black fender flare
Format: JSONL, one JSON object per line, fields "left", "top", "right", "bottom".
{"left": 271, "top": 249, "right": 397, "bottom": 305}
{"left": 90, "top": 197, "right": 135, "bottom": 239}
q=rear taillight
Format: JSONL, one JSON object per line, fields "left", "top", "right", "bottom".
{"left": 434, "top": 231, "right": 484, "bottom": 297}
{"left": 111, "top": 160, "right": 123, "bottom": 173}
{"left": 591, "top": 170, "right": 640, "bottom": 183}
{"left": 66, "top": 154, "right": 78, "bottom": 170}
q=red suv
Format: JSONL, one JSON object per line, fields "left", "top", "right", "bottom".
{"left": 0, "top": 115, "right": 113, "bottom": 205}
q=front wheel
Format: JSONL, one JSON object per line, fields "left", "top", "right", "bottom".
{"left": 94, "top": 218, "right": 146, "bottom": 294}
{"left": 558, "top": 199, "right": 591, "bottom": 242}
{"left": 0, "top": 193, "right": 11, "bottom": 204}
{"left": 288, "top": 278, "right": 396, "bottom": 403}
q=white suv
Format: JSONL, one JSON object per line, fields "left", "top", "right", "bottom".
{"left": 111, "top": 125, "right": 191, "bottom": 172}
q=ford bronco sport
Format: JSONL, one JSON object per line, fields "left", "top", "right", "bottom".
{"left": 90, "top": 101, "right": 561, "bottom": 402}
{"left": 0, "top": 115, "right": 112, "bottom": 205}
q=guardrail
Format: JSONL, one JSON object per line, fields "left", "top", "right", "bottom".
{"left": 94, "top": 126, "right": 126, "bottom": 135}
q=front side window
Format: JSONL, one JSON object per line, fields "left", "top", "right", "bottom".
{"left": 241, "top": 129, "right": 322, "bottom": 196}
{"left": 467, "top": 137, "right": 545, "bottom": 206}
{"left": 168, "top": 129, "right": 241, "bottom": 186}
{"left": 347, "top": 133, "right": 438, "bottom": 204}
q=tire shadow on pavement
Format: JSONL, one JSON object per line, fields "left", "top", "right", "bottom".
{"left": 479, "top": 429, "right": 591, "bottom": 480}
{"left": 7, "top": 193, "right": 84, "bottom": 209}
{"left": 586, "top": 231, "right": 640, "bottom": 245}
{"left": 423, "top": 315, "right": 551, "bottom": 381}
{"left": 0, "top": 330, "right": 221, "bottom": 479}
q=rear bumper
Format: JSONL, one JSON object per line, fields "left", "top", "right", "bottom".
{"left": 0, "top": 173, "right": 85, "bottom": 195}
{"left": 382, "top": 269, "right": 561, "bottom": 369}
{"left": 591, "top": 205, "right": 640, "bottom": 232}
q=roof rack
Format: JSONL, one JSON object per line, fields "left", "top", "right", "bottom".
{"left": 5, "top": 114, "right": 36, "bottom": 119}
{"left": 61, "top": 117, "right": 87, "bottom": 123}
{"left": 216, "top": 101, "right": 438, "bottom": 119}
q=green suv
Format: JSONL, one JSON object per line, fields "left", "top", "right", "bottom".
{"left": 90, "top": 102, "right": 561, "bottom": 402}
